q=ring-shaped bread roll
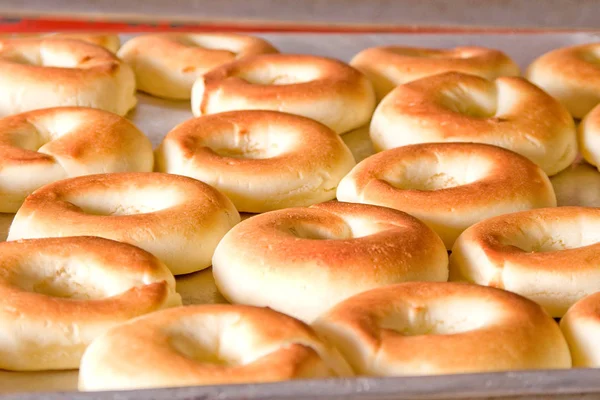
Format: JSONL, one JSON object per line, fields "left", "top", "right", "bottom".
{"left": 578, "top": 103, "right": 600, "bottom": 169}
{"left": 560, "top": 292, "right": 600, "bottom": 367}
{"left": 156, "top": 110, "right": 356, "bottom": 212}
{"left": 0, "top": 107, "right": 153, "bottom": 213}
{"left": 336, "top": 142, "right": 556, "bottom": 249}
{"left": 191, "top": 54, "right": 376, "bottom": 134}
{"left": 7, "top": 172, "right": 240, "bottom": 275}
{"left": 78, "top": 304, "right": 352, "bottom": 391}
{"left": 213, "top": 201, "right": 448, "bottom": 322}
{"left": 450, "top": 207, "right": 600, "bottom": 318}
{"left": 313, "top": 282, "right": 571, "bottom": 376}
{"left": 526, "top": 43, "right": 600, "bottom": 119}
{"left": 0, "top": 236, "right": 181, "bottom": 371}
{"left": 118, "top": 33, "right": 278, "bottom": 99}
{"left": 0, "top": 38, "right": 136, "bottom": 117}
{"left": 351, "top": 46, "right": 520, "bottom": 101}
{"left": 370, "top": 72, "right": 577, "bottom": 176}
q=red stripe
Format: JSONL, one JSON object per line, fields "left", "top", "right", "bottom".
{"left": 0, "top": 17, "right": 583, "bottom": 34}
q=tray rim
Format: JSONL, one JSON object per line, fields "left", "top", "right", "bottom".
{"left": 4, "top": 368, "right": 600, "bottom": 400}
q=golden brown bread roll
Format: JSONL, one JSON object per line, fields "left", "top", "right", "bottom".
{"left": 212, "top": 201, "right": 448, "bottom": 322}
{"left": 313, "top": 282, "right": 571, "bottom": 376}
{"left": 8, "top": 172, "right": 240, "bottom": 275}
{"left": 0, "top": 107, "right": 153, "bottom": 213}
{"left": 578, "top": 103, "right": 600, "bottom": 169}
{"left": 156, "top": 110, "right": 356, "bottom": 212}
{"left": 450, "top": 206, "right": 600, "bottom": 317}
{"left": 560, "top": 292, "right": 600, "bottom": 367}
{"left": 337, "top": 142, "right": 557, "bottom": 249}
{"left": 351, "top": 45, "right": 519, "bottom": 101}
{"left": 78, "top": 304, "right": 352, "bottom": 390}
{"left": 192, "top": 54, "right": 376, "bottom": 134}
{"left": 370, "top": 72, "right": 577, "bottom": 176}
{"left": 119, "top": 33, "right": 277, "bottom": 99}
{"left": 0, "top": 236, "right": 181, "bottom": 371}
{"left": 0, "top": 38, "right": 136, "bottom": 116}
{"left": 526, "top": 43, "right": 600, "bottom": 119}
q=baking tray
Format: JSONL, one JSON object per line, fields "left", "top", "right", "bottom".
{"left": 2, "top": 32, "right": 600, "bottom": 399}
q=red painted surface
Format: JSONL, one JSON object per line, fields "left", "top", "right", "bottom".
{"left": 0, "top": 17, "right": 580, "bottom": 34}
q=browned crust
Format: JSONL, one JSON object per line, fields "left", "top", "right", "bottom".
{"left": 193, "top": 53, "right": 375, "bottom": 133}
{"left": 0, "top": 107, "right": 150, "bottom": 169}
{"left": 371, "top": 72, "right": 576, "bottom": 175}
{"left": 340, "top": 142, "right": 555, "bottom": 213}
{"left": 212, "top": 201, "right": 448, "bottom": 321}
{"left": 451, "top": 206, "right": 600, "bottom": 275}
{"left": 119, "top": 33, "right": 278, "bottom": 74}
{"left": 79, "top": 304, "right": 350, "bottom": 389}
{"left": 155, "top": 110, "right": 355, "bottom": 211}
{"left": 351, "top": 46, "right": 520, "bottom": 100}
{"left": 314, "top": 282, "right": 570, "bottom": 374}
{"left": 8, "top": 172, "right": 241, "bottom": 275}
{"left": 526, "top": 43, "right": 600, "bottom": 118}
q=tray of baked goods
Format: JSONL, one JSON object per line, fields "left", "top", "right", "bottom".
{"left": 1, "top": 30, "right": 600, "bottom": 400}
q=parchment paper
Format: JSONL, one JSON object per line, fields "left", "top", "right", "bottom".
{"left": 2, "top": 32, "right": 599, "bottom": 395}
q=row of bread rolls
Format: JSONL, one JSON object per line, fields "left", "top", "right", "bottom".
{"left": 0, "top": 32, "right": 599, "bottom": 391}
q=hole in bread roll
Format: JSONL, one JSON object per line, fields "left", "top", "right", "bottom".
{"left": 2, "top": 45, "right": 92, "bottom": 69}
{"left": 168, "top": 332, "right": 231, "bottom": 366}
{"left": 379, "top": 300, "right": 491, "bottom": 336}
{"left": 380, "top": 153, "right": 493, "bottom": 191}
{"left": 499, "top": 224, "right": 600, "bottom": 253}
{"left": 287, "top": 223, "right": 351, "bottom": 240}
{"left": 12, "top": 260, "right": 106, "bottom": 299}
{"left": 64, "top": 187, "right": 184, "bottom": 216}
{"left": 200, "top": 123, "right": 293, "bottom": 160}
{"left": 8, "top": 252, "right": 163, "bottom": 300}
{"left": 173, "top": 36, "right": 237, "bottom": 57}
{"left": 16, "top": 112, "right": 91, "bottom": 151}
{"left": 163, "top": 312, "right": 333, "bottom": 369}
{"left": 235, "top": 64, "right": 320, "bottom": 86}
{"left": 282, "top": 212, "right": 390, "bottom": 241}
{"left": 437, "top": 82, "right": 497, "bottom": 118}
